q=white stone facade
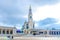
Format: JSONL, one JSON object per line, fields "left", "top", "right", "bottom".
{"left": 22, "top": 6, "right": 34, "bottom": 34}
{"left": 0, "top": 26, "right": 16, "bottom": 39}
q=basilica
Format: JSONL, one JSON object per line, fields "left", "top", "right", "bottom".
{"left": 0, "top": 6, "right": 60, "bottom": 39}
{"left": 22, "top": 6, "right": 60, "bottom": 36}
{"left": 22, "top": 6, "right": 35, "bottom": 34}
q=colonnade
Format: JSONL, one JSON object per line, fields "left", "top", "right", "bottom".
{"left": 0, "top": 29, "right": 13, "bottom": 34}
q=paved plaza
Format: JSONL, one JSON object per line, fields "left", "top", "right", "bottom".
{"left": 0, "top": 37, "right": 60, "bottom": 40}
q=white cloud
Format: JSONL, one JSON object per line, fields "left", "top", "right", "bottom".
{"left": 15, "top": 24, "right": 22, "bottom": 29}
{"left": 0, "top": 23, "right": 13, "bottom": 27}
{"left": 22, "top": 15, "right": 28, "bottom": 19}
{"left": 33, "top": 3, "right": 60, "bottom": 22}
{"left": 0, "top": 23, "right": 22, "bottom": 29}
{"left": 0, "top": 15, "right": 3, "bottom": 18}
{"left": 35, "top": 23, "right": 38, "bottom": 27}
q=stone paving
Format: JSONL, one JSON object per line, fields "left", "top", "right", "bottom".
{"left": 0, "top": 37, "right": 60, "bottom": 40}
{"left": 13, "top": 37, "right": 60, "bottom": 40}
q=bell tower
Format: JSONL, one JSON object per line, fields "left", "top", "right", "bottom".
{"left": 28, "top": 6, "right": 33, "bottom": 22}
{"left": 28, "top": 6, "right": 34, "bottom": 29}
{"left": 23, "top": 6, "right": 35, "bottom": 34}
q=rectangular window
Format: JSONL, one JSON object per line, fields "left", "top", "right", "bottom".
{"left": 54, "top": 31, "right": 56, "bottom": 35}
{"left": 52, "top": 31, "right": 53, "bottom": 35}
{"left": 44, "top": 31, "right": 47, "bottom": 34}
{"left": 39, "top": 32, "right": 43, "bottom": 34}
{"left": 49, "top": 31, "right": 52, "bottom": 35}
{"left": 57, "top": 31, "right": 58, "bottom": 35}
{"left": 49, "top": 31, "right": 54, "bottom": 35}
{"left": 59, "top": 31, "right": 60, "bottom": 35}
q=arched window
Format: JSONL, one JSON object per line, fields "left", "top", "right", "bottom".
{"left": 3, "top": 30, "right": 5, "bottom": 34}
{"left": 0, "top": 29, "right": 1, "bottom": 34}
{"left": 10, "top": 30, "right": 13, "bottom": 34}
{"left": 26, "top": 24, "right": 29, "bottom": 29}
{"left": 33, "top": 24, "right": 34, "bottom": 28}
{"left": 7, "top": 30, "right": 9, "bottom": 34}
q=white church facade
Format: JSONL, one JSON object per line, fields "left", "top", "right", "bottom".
{"left": 22, "top": 6, "right": 35, "bottom": 34}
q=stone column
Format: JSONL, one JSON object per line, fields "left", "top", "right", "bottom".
{"left": 5, "top": 29, "right": 7, "bottom": 34}
{"left": 47, "top": 30, "right": 49, "bottom": 37}
{"left": 0, "top": 29, "right": 1, "bottom": 34}
{"left": 28, "top": 31, "right": 31, "bottom": 34}
{"left": 9, "top": 30, "right": 10, "bottom": 34}
{"left": 6, "top": 30, "right": 9, "bottom": 34}
{"left": 13, "top": 29, "right": 15, "bottom": 35}
{"left": 1, "top": 29, "right": 3, "bottom": 34}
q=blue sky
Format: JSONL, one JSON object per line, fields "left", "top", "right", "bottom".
{"left": 0, "top": 0, "right": 60, "bottom": 30}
